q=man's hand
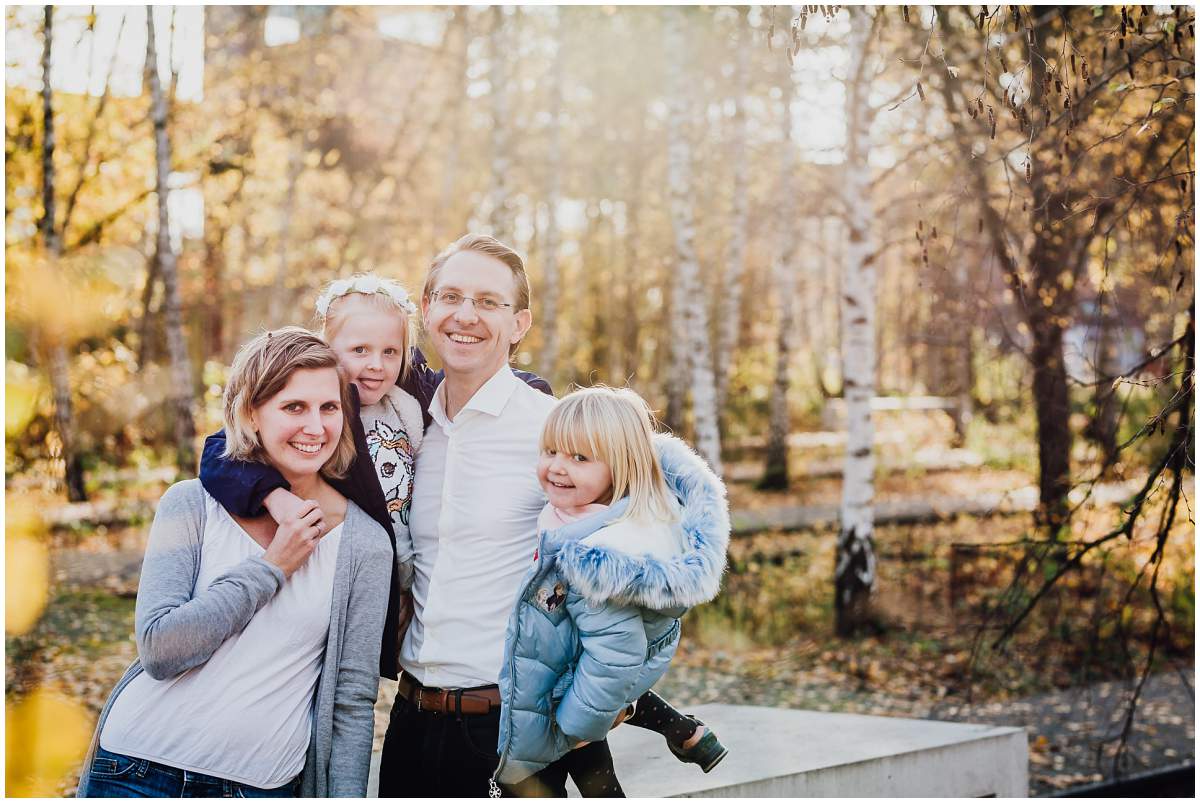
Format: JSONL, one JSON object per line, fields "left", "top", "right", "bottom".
{"left": 263, "top": 499, "right": 326, "bottom": 577}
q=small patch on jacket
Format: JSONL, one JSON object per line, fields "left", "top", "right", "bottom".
{"left": 536, "top": 582, "right": 566, "bottom": 612}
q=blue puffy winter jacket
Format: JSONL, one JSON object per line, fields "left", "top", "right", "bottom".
{"left": 493, "top": 434, "right": 730, "bottom": 786}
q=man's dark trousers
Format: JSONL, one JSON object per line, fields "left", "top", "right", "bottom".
{"left": 378, "top": 692, "right": 503, "bottom": 798}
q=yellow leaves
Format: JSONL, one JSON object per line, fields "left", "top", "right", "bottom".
{"left": 6, "top": 361, "right": 45, "bottom": 437}
{"left": 6, "top": 537, "right": 49, "bottom": 636}
{"left": 5, "top": 497, "right": 48, "bottom": 636}
{"left": 5, "top": 687, "right": 94, "bottom": 796}
{"left": 6, "top": 247, "right": 136, "bottom": 346}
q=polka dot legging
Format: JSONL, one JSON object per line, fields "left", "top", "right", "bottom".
{"left": 509, "top": 740, "right": 626, "bottom": 797}
{"left": 627, "top": 689, "right": 700, "bottom": 746}
{"left": 514, "top": 691, "right": 699, "bottom": 797}
{"left": 567, "top": 691, "right": 698, "bottom": 797}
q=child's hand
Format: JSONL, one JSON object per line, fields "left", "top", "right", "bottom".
{"left": 264, "top": 488, "right": 322, "bottom": 529}
{"left": 610, "top": 702, "right": 636, "bottom": 729}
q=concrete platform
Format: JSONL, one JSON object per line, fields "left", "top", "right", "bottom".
{"left": 589, "top": 704, "right": 1027, "bottom": 797}
{"left": 368, "top": 703, "right": 1027, "bottom": 797}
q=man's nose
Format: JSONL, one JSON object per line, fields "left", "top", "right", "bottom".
{"left": 453, "top": 299, "right": 480, "bottom": 324}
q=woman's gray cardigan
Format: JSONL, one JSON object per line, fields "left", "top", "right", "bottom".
{"left": 76, "top": 479, "right": 390, "bottom": 797}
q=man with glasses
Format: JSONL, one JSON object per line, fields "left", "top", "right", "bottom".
{"left": 378, "top": 234, "right": 558, "bottom": 797}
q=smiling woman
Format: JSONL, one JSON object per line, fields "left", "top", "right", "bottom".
{"left": 76, "top": 327, "right": 392, "bottom": 798}
{"left": 221, "top": 328, "right": 357, "bottom": 482}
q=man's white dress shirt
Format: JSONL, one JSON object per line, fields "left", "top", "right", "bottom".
{"left": 400, "top": 365, "right": 557, "bottom": 688}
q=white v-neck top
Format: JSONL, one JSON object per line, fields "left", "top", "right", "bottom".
{"left": 400, "top": 366, "right": 556, "bottom": 688}
{"left": 101, "top": 494, "right": 342, "bottom": 788}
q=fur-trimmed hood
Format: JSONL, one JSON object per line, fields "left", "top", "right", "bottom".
{"left": 547, "top": 433, "right": 730, "bottom": 611}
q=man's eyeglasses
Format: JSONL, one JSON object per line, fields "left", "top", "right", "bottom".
{"left": 429, "top": 290, "right": 514, "bottom": 314}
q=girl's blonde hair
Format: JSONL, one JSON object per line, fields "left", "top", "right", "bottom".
{"left": 540, "top": 386, "right": 678, "bottom": 525}
{"left": 222, "top": 326, "right": 357, "bottom": 479}
{"left": 315, "top": 273, "right": 415, "bottom": 386}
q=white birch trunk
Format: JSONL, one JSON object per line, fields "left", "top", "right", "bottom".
{"left": 664, "top": 8, "right": 722, "bottom": 474}
{"left": 436, "top": 7, "right": 469, "bottom": 246}
{"left": 270, "top": 138, "right": 302, "bottom": 327}
{"left": 762, "top": 52, "right": 798, "bottom": 490}
{"left": 41, "top": 6, "right": 88, "bottom": 501}
{"left": 835, "top": 7, "right": 878, "bottom": 635}
{"left": 663, "top": 10, "right": 688, "bottom": 433}
{"left": 540, "top": 10, "right": 564, "bottom": 385}
{"left": 488, "top": 6, "right": 514, "bottom": 242}
{"left": 715, "top": 7, "right": 752, "bottom": 420}
{"left": 147, "top": 8, "right": 197, "bottom": 474}
{"left": 620, "top": 186, "right": 643, "bottom": 380}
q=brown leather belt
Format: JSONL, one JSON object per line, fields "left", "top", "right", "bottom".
{"left": 397, "top": 671, "right": 501, "bottom": 716}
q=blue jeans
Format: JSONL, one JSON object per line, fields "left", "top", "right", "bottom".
{"left": 85, "top": 746, "right": 299, "bottom": 798}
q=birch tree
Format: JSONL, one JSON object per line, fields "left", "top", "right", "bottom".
{"left": 488, "top": 6, "right": 515, "bottom": 242}
{"left": 715, "top": 6, "right": 752, "bottom": 424}
{"left": 665, "top": 7, "right": 722, "bottom": 474}
{"left": 835, "top": 7, "right": 880, "bottom": 636}
{"left": 540, "top": 9, "right": 565, "bottom": 386}
{"left": 147, "top": 7, "right": 197, "bottom": 474}
{"left": 435, "top": 7, "right": 469, "bottom": 245}
{"left": 270, "top": 136, "right": 302, "bottom": 327}
{"left": 39, "top": 5, "right": 88, "bottom": 502}
{"left": 761, "top": 48, "right": 799, "bottom": 491}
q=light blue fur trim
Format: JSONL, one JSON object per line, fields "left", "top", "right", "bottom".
{"left": 552, "top": 434, "right": 730, "bottom": 610}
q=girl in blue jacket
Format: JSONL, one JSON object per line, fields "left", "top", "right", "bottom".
{"left": 493, "top": 386, "right": 731, "bottom": 796}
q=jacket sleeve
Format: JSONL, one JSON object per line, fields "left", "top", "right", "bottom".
{"left": 328, "top": 523, "right": 390, "bottom": 796}
{"left": 135, "top": 481, "right": 286, "bottom": 680}
{"left": 399, "top": 346, "right": 438, "bottom": 419}
{"left": 513, "top": 367, "right": 553, "bottom": 396}
{"left": 554, "top": 592, "right": 647, "bottom": 743}
{"left": 198, "top": 429, "right": 289, "bottom": 518}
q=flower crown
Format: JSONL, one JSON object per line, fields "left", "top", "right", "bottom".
{"left": 314, "top": 274, "right": 418, "bottom": 318}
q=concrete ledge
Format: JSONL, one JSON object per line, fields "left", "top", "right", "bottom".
{"left": 368, "top": 703, "right": 1028, "bottom": 798}
{"left": 581, "top": 704, "right": 1028, "bottom": 798}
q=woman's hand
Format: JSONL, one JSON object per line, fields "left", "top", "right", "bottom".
{"left": 263, "top": 499, "right": 326, "bottom": 577}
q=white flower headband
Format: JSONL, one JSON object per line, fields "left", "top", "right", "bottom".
{"left": 314, "top": 274, "right": 418, "bottom": 318}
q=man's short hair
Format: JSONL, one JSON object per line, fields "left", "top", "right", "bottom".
{"left": 424, "top": 233, "right": 532, "bottom": 356}
{"left": 424, "top": 233, "right": 530, "bottom": 312}
{"left": 222, "top": 326, "right": 357, "bottom": 479}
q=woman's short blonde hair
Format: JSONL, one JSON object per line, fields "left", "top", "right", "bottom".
{"left": 222, "top": 326, "right": 357, "bottom": 479}
{"left": 540, "top": 386, "right": 678, "bottom": 525}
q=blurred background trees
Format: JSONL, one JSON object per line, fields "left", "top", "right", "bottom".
{"left": 8, "top": 5, "right": 1187, "bottom": 499}
{"left": 5, "top": 5, "right": 1193, "bottom": 794}
{"left": 6, "top": 0, "right": 1192, "bottom": 623}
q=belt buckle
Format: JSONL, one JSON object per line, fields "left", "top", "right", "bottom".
{"left": 414, "top": 687, "right": 424, "bottom": 712}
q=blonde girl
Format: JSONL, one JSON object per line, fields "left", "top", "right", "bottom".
{"left": 493, "top": 386, "right": 731, "bottom": 797}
